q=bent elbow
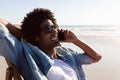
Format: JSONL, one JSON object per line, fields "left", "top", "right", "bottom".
{"left": 93, "top": 55, "right": 102, "bottom": 63}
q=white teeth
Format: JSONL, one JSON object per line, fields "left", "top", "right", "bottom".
{"left": 51, "top": 37, "right": 58, "bottom": 41}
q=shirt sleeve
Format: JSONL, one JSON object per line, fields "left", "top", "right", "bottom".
{"left": 77, "top": 53, "right": 93, "bottom": 65}
{"left": 67, "top": 48, "right": 93, "bottom": 65}
{"left": 0, "top": 23, "right": 9, "bottom": 37}
{"left": 0, "top": 23, "right": 22, "bottom": 66}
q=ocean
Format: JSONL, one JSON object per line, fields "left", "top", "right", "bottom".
{"left": 0, "top": 25, "right": 120, "bottom": 80}
{"left": 59, "top": 25, "right": 120, "bottom": 37}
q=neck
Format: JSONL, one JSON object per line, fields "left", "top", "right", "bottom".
{"left": 46, "top": 49, "right": 58, "bottom": 59}
{"left": 38, "top": 46, "right": 58, "bottom": 58}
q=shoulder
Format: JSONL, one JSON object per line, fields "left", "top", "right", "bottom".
{"left": 55, "top": 46, "right": 75, "bottom": 54}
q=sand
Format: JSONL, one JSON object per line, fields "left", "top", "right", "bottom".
{"left": 81, "top": 36, "right": 120, "bottom": 80}
{"left": 0, "top": 36, "right": 120, "bottom": 80}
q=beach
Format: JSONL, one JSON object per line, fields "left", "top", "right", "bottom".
{"left": 0, "top": 35, "right": 120, "bottom": 80}
{"left": 82, "top": 36, "right": 120, "bottom": 80}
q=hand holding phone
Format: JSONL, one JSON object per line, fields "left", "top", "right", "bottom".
{"left": 58, "top": 29, "right": 79, "bottom": 43}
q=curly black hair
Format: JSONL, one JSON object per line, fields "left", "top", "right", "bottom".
{"left": 21, "top": 8, "right": 57, "bottom": 44}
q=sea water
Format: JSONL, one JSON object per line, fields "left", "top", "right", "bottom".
{"left": 59, "top": 25, "right": 120, "bottom": 37}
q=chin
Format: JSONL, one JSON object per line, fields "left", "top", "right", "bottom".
{"left": 54, "top": 42, "right": 61, "bottom": 47}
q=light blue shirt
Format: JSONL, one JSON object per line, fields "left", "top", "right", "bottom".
{"left": 0, "top": 23, "right": 93, "bottom": 80}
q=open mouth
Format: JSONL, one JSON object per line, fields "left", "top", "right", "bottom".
{"left": 51, "top": 36, "right": 59, "bottom": 43}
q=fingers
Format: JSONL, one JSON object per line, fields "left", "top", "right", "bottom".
{"left": 58, "top": 29, "right": 70, "bottom": 34}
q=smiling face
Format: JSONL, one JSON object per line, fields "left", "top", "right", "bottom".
{"left": 35, "top": 19, "right": 60, "bottom": 50}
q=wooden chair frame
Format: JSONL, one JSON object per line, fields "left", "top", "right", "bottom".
{"left": 5, "top": 59, "right": 22, "bottom": 80}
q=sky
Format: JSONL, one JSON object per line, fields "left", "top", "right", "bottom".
{"left": 0, "top": 0, "right": 120, "bottom": 25}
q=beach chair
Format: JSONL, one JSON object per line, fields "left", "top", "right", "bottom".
{"left": 5, "top": 59, "right": 22, "bottom": 80}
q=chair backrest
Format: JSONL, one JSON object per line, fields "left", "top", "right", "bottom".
{"left": 5, "top": 59, "right": 22, "bottom": 80}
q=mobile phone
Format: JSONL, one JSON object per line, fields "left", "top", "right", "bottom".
{"left": 58, "top": 30, "right": 65, "bottom": 40}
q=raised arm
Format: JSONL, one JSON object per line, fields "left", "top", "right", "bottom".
{"left": 73, "top": 39, "right": 101, "bottom": 63}
{"left": 0, "top": 18, "right": 24, "bottom": 38}
{"left": 61, "top": 29, "right": 102, "bottom": 63}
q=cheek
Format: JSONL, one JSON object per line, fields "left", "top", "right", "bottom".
{"left": 38, "top": 32, "right": 51, "bottom": 44}
{"left": 40, "top": 35, "right": 50, "bottom": 43}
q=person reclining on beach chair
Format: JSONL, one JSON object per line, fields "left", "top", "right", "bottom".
{"left": 0, "top": 8, "right": 101, "bottom": 80}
